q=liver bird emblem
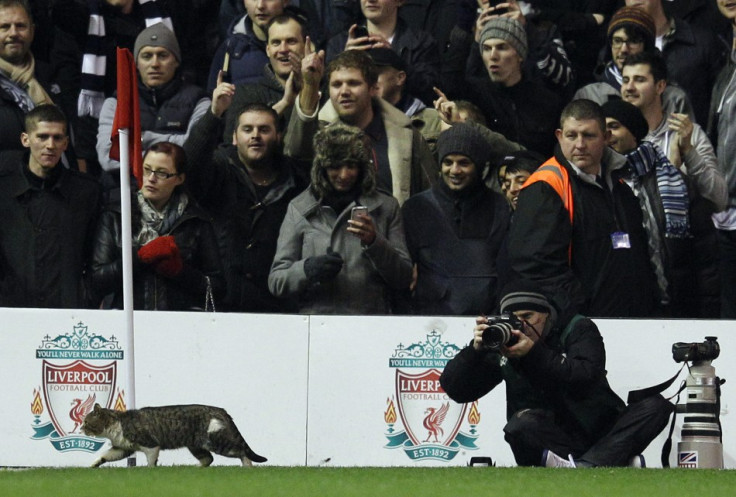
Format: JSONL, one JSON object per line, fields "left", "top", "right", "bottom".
{"left": 423, "top": 402, "right": 449, "bottom": 443}
{"left": 69, "top": 394, "right": 96, "bottom": 433}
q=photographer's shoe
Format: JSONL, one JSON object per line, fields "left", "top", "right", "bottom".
{"left": 542, "top": 449, "right": 576, "bottom": 468}
{"left": 629, "top": 454, "right": 646, "bottom": 468}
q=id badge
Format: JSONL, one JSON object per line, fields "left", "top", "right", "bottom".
{"left": 611, "top": 231, "right": 631, "bottom": 249}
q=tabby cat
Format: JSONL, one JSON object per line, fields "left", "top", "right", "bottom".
{"left": 81, "top": 403, "right": 267, "bottom": 467}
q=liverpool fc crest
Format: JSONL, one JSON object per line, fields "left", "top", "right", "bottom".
{"left": 31, "top": 322, "right": 125, "bottom": 453}
{"left": 384, "top": 329, "right": 479, "bottom": 461}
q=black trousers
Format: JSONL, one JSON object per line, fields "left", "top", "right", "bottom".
{"left": 503, "top": 395, "right": 674, "bottom": 466}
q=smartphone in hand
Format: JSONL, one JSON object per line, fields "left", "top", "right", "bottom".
{"left": 353, "top": 25, "right": 369, "bottom": 39}
{"left": 351, "top": 206, "right": 368, "bottom": 220}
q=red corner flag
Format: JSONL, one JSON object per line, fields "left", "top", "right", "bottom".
{"left": 109, "top": 47, "right": 142, "bottom": 188}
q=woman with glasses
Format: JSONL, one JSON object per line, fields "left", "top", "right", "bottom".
{"left": 89, "top": 142, "right": 224, "bottom": 310}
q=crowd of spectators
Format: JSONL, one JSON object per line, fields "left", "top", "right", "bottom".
{"left": 1, "top": 0, "right": 735, "bottom": 319}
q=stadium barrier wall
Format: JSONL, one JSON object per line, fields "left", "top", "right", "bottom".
{"left": 1, "top": 309, "right": 733, "bottom": 468}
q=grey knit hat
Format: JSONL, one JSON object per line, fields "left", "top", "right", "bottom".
{"left": 499, "top": 279, "right": 553, "bottom": 314}
{"left": 479, "top": 17, "right": 528, "bottom": 61}
{"left": 134, "top": 23, "right": 181, "bottom": 62}
{"left": 437, "top": 123, "right": 489, "bottom": 168}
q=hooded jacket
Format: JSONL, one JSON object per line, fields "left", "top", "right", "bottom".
{"left": 268, "top": 188, "right": 413, "bottom": 314}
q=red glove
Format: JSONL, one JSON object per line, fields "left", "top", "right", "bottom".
{"left": 138, "top": 236, "right": 178, "bottom": 264}
{"left": 154, "top": 252, "right": 183, "bottom": 277}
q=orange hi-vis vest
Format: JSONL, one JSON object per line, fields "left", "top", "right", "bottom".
{"left": 521, "top": 157, "right": 574, "bottom": 263}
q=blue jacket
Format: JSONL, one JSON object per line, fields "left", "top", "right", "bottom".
{"left": 207, "top": 14, "right": 269, "bottom": 92}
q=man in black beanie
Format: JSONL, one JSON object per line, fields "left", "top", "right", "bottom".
{"left": 601, "top": 99, "right": 649, "bottom": 155}
{"left": 602, "top": 98, "right": 719, "bottom": 318}
{"left": 399, "top": 123, "right": 509, "bottom": 315}
{"left": 440, "top": 278, "right": 673, "bottom": 468}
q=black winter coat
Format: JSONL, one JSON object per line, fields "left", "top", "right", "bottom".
{"left": 463, "top": 75, "right": 562, "bottom": 157}
{"left": 508, "top": 147, "right": 656, "bottom": 317}
{"left": 401, "top": 182, "right": 510, "bottom": 315}
{"left": 659, "top": 18, "right": 725, "bottom": 127}
{"left": 0, "top": 152, "right": 100, "bottom": 308}
{"left": 0, "top": 62, "right": 56, "bottom": 153}
{"left": 137, "top": 78, "right": 207, "bottom": 134}
{"left": 89, "top": 196, "right": 224, "bottom": 311}
{"left": 629, "top": 166, "right": 720, "bottom": 317}
{"left": 440, "top": 312, "right": 625, "bottom": 446}
{"left": 184, "top": 111, "right": 309, "bottom": 312}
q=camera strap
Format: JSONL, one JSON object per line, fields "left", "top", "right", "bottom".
{"left": 624, "top": 363, "right": 688, "bottom": 468}
{"left": 660, "top": 379, "right": 687, "bottom": 468}
{"left": 626, "top": 362, "right": 687, "bottom": 404}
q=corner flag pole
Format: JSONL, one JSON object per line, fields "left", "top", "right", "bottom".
{"left": 110, "top": 47, "right": 142, "bottom": 466}
{"left": 118, "top": 128, "right": 137, "bottom": 418}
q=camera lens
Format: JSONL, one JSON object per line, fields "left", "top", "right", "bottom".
{"left": 482, "top": 322, "right": 518, "bottom": 350}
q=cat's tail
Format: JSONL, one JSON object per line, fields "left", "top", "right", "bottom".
{"left": 245, "top": 446, "right": 267, "bottom": 464}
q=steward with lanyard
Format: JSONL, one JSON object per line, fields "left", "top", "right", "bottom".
{"left": 507, "top": 99, "right": 656, "bottom": 318}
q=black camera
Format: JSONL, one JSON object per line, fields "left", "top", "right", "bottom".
{"left": 672, "top": 336, "right": 720, "bottom": 363}
{"left": 482, "top": 313, "right": 523, "bottom": 350}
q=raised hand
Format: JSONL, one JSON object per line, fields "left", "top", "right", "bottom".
{"left": 211, "top": 70, "right": 235, "bottom": 118}
{"left": 433, "top": 87, "right": 459, "bottom": 125}
{"left": 500, "top": 1, "right": 526, "bottom": 26}
{"left": 299, "top": 36, "right": 325, "bottom": 115}
{"left": 668, "top": 112, "right": 694, "bottom": 156}
{"left": 345, "top": 24, "right": 371, "bottom": 50}
{"left": 301, "top": 36, "right": 325, "bottom": 89}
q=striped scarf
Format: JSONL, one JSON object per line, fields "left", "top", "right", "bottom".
{"left": 601, "top": 62, "right": 622, "bottom": 91}
{"left": 626, "top": 141, "right": 690, "bottom": 238}
{"left": 78, "top": 0, "right": 173, "bottom": 118}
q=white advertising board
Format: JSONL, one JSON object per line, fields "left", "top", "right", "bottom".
{"left": 1, "top": 309, "right": 733, "bottom": 468}
{"left": 2, "top": 310, "right": 133, "bottom": 467}
{"left": 1, "top": 309, "right": 309, "bottom": 467}
{"left": 307, "top": 317, "right": 736, "bottom": 468}
{"left": 306, "top": 315, "right": 508, "bottom": 467}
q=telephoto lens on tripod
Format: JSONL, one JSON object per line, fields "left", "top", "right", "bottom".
{"left": 672, "top": 337, "right": 725, "bottom": 468}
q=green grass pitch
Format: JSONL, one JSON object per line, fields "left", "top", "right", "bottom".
{"left": 1, "top": 466, "right": 735, "bottom": 497}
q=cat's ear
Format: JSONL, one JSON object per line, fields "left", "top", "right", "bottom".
{"left": 93, "top": 403, "right": 101, "bottom": 411}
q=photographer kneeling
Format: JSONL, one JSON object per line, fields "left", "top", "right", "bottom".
{"left": 440, "top": 280, "right": 673, "bottom": 467}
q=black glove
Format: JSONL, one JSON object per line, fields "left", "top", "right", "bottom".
{"left": 304, "top": 248, "right": 344, "bottom": 283}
